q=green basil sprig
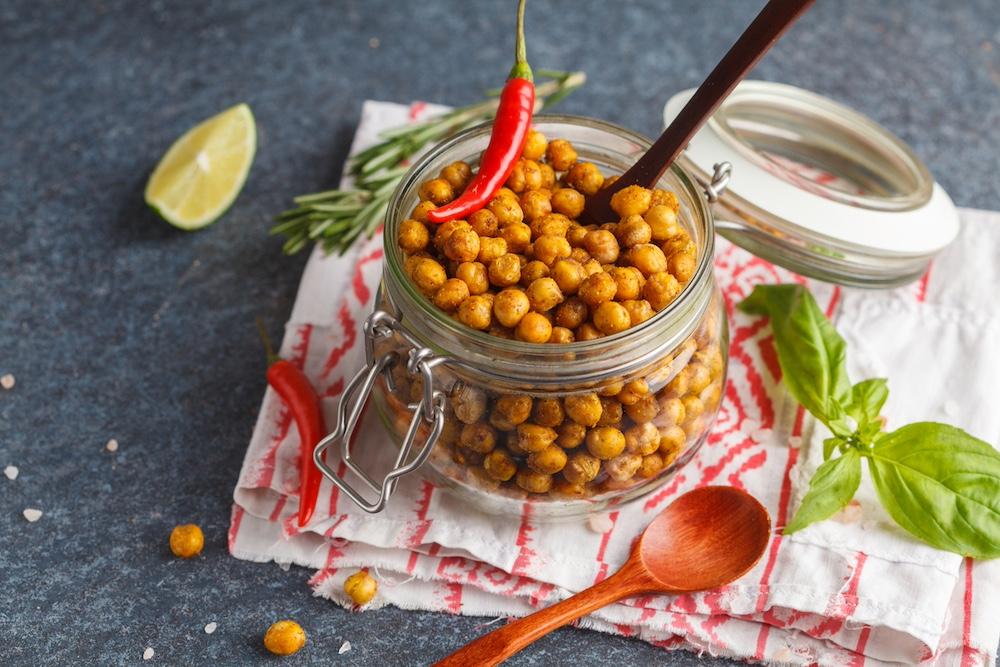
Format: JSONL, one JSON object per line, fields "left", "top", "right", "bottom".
{"left": 739, "top": 284, "right": 1000, "bottom": 559}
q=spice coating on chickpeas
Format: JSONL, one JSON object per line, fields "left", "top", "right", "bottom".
{"left": 387, "top": 133, "right": 723, "bottom": 501}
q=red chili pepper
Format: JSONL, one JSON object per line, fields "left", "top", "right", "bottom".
{"left": 258, "top": 320, "right": 325, "bottom": 528}
{"left": 426, "top": 0, "right": 534, "bottom": 225}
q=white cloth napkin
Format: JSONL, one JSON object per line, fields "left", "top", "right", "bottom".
{"left": 230, "top": 100, "right": 1000, "bottom": 666}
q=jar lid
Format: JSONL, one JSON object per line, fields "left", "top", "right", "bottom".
{"left": 664, "top": 81, "right": 960, "bottom": 287}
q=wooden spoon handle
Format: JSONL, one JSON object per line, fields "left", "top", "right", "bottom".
{"left": 432, "top": 567, "right": 649, "bottom": 667}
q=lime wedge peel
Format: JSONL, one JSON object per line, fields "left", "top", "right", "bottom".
{"left": 145, "top": 103, "right": 257, "bottom": 230}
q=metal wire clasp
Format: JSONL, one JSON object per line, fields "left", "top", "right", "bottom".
{"left": 705, "top": 161, "right": 733, "bottom": 202}
{"left": 313, "top": 310, "right": 448, "bottom": 513}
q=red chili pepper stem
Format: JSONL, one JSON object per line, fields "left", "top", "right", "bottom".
{"left": 509, "top": 0, "right": 533, "bottom": 82}
{"left": 255, "top": 317, "right": 281, "bottom": 367}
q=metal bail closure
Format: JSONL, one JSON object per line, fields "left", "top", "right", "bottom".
{"left": 313, "top": 310, "right": 448, "bottom": 513}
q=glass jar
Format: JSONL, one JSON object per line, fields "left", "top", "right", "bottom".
{"left": 316, "top": 116, "right": 729, "bottom": 519}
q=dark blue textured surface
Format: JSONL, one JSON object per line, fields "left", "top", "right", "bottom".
{"left": 1, "top": 1, "right": 998, "bottom": 665}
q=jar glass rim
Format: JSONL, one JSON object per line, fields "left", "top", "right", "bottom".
{"left": 382, "top": 114, "right": 717, "bottom": 386}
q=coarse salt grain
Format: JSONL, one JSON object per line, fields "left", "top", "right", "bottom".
{"left": 4, "top": 465, "right": 17, "bottom": 480}
{"left": 204, "top": 622, "right": 217, "bottom": 634}
{"left": 23, "top": 508, "right": 42, "bottom": 522}
{"left": 339, "top": 641, "right": 352, "bottom": 654}
{"left": 143, "top": 647, "right": 154, "bottom": 660}
{"left": 587, "top": 513, "right": 613, "bottom": 533}
{"left": 106, "top": 439, "right": 119, "bottom": 452}
{"left": 0, "top": 374, "right": 14, "bottom": 390}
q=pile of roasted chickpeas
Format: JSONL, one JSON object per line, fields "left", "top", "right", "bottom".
{"left": 388, "top": 131, "right": 724, "bottom": 500}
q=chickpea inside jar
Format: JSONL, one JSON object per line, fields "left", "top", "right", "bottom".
{"left": 368, "top": 116, "right": 727, "bottom": 518}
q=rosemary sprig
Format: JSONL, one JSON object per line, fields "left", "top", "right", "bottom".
{"left": 271, "top": 69, "right": 586, "bottom": 256}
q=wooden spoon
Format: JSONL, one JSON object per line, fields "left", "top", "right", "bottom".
{"left": 433, "top": 486, "right": 771, "bottom": 667}
{"left": 579, "top": 0, "right": 815, "bottom": 226}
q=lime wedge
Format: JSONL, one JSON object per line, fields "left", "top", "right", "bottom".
{"left": 145, "top": 103, "right": 257, "bottom": 230}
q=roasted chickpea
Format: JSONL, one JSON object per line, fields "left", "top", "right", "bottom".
{"left": 557, "top": 421, "right": 587, "bottom": 449}
{"left": 596, "top": 396, "right": 623, "bottom": 427}
{"left": 545, "top": 139, "right": 578, "bottom": 171}
{"left": 586, "top": 426, "right": 627, "bottom": 460}
{"left": 344, "top": 570, "right": 379, "bottom": 606}
{"left": 552, "top": 479, "right": 589, "bottom": 497}
{"left": 169, "top": 524, "right": 204, "bottom": 558}
{"left": 625, "top": 395, "right": 660, "bottom": 423}
{"left": 566, "top": 224, "right": 589, "bottom": 248}
{"left": 622, "top": 299, "right": 655, "bottom": 326}
{"left": 562, "top": 452, "right": 600, "bottom": 484}
{"left": 625, "top": 422, "right": 661, "bottom": 456}
{"left": 500, "top": 221, "right": 532, "bottom": 253}
{"left": 599, "top": 380, "right": 624, "bottom": 397}
{"left": 493, "top": 288, "right": 531, "bottom": 328}
{"left": 443, "top": 226, "right": 481, "bottom": 263}
{"left": 661, "top": 230, "right": 694, "bottom": 259}
{"left": 659, "top": 425, "right": 687, "bottom": 460}
{"left": 564, "top": 393, "right": 603, "bottom": 427}
{"left": 418, "top": 177, "right": 454, "bottom": 205}
{"left": 650, "top": 188, "right": 680, "bottom": 210}
{"left": 528, "top": 445, "right": 568, "bottom": 474}
{"left": 547, "top": 259, "right": 585, "bottom": 296}
{"left": 410, "top": 200, "right": 437, "bottom": 223}
{"left": 554, "top": 297, "right": 588, "bottom": 329}
{"left": 578, "top": 271, "right": 617, "bottom": 307}
{"left": 638, "top": 452, "right": 665, "bottom": 479}
{"left": 645, "top": 204, "right": 680, "bottom": 241}
{"left": 533, "top": 234, "right": 572, "bottom": 266}
{"left": 433, "top": 278, "right": 470, "bottom": 312}
{"left": 686, "top": 363, "right": 713, "bottom": 394}
{"left": 398, "top": 219, "right": 430, "bottom": 253}
{"left": 452, "top": 384, "right": 487, "bottom": 424}
{"left": 575, "top": 322, "right": 603, "bottom": 340}
{"left": 607, "top": 266, "right": 642, "bottom": 300}
{"left": 264, "top": 620, "right": 307, "bottom": 656}
{"left": 627, "top": 243, "right": 668, "bottom": 276}
{"left": 531, "top": 398, "right": 565, "bottom": 428}
{"left": 458, "top": 295, "right": 492, "bottom": 330}
{"left": 617, "top": 379, "right": 649, "bottom": 406}
{"left": 523, "top": 128, "right": 548, "bottom": 161}
{"left": 460, "top": 422, "right": 497, "bottom": 454}
{"left": 682, "top": 395, "right": 705, "bottom": 423}
{"left": 516, "top": 423, "right": 557, "bottom": 453}
{"left": 666, "top": 367, "right": 689, "bottom": 396}
{"left": 610, "top": 184, "right": 653, "bottom": 217}
{"left": 411, "top": 258, "right": 447, "bottom": 294}
{"left": 526, "top": 277, "right": 564, "bottom": 312}
{"left": 582, "top": 258, "right": 604, "bottom": 277}
{"left": 507, "top": 159, "right": 543, "bottom": 193}
{"left": 488, "top": 253, "right": 522, "bottom": 287}
{"left": 433, "top": 219, "right": 470, "bottom": 253}
{"left": 440, "top": 161, "right": 472, "bottom": 191}
{"left": 456, "top": 261, "right": 489, "bottom": 295}
{"left": 602, "top": 175, "right": 620, "bottom": 190}
{"left": 565, "top": 162, "right": 604, "bottom": 196}
{"left": 516, "top": 468, "right": 553, "bottom": 494}
{"left": 539, "top": 162, "right": 556, "bottom": 189}
{"left": 593, "top": 301, "right": 631, "bottom": 335}
{"left": 583, "top": 229, "right": 620, "bottom": 264}
{"left": 476, "top": 236, "right": 507, "bottom": 264}
{"left": 531, "top": 213, "right": 572, "bottom": 239}
{"left": 492, "top": 395, "right": 531, "bottom": 425}
{"left": 644, "top": 271, "right": 682, "bottom": 310}
{"left": 519, "top": 260, "right": 549, "bottom": 287}
{"left": 516, "top": 311, "right": 553, "bottom": 343}
{"left": 483, "top": 449, "right": 518, "bottom": 482}
{"left": 659, "top": 396, "right": 686, "bottom": 426}
{"left": 548, "top": 326, "right": 575, "bottom": 344}
{"left": 551, "top": 187, "right": 585, "bottom": 218}
{"left": 669, "top": 251, "right": 697, "bottom": 282}
{"left": 520, "top": 189, "right": 553, "bottom": 222}
{"left": 615, "top": 215, "right": 653, "bottom": 248}
{"left": 469, "top": 208, "right": 499, "bottom": 237}
{"left": 488, "top": 194, "right": 524, "bottom": 226}
{"left": 606, "top": 453, "right": 642, "bottom": 482}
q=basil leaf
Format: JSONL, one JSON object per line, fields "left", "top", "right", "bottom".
{"left": 739, "top": 285, "right": 850, "bottom": 425}
{"left": 868, "top": 422, "right": 1000, "bottom": 558}
{"left": 823, "top": 436, "right": 844, "bottom": 460}
{"left": 785, "top": 449, "right": 861, "bottom": 534}
{"left": 846, "top": 378, "right": 888, "bottom": 426}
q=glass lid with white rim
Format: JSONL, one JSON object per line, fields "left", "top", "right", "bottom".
{"left": 664, "top": 81, "right": 960, "bottom": 287}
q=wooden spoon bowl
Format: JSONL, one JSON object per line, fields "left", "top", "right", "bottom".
{"left": 434, "top": 486, "right": 771, "bottom": 666}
